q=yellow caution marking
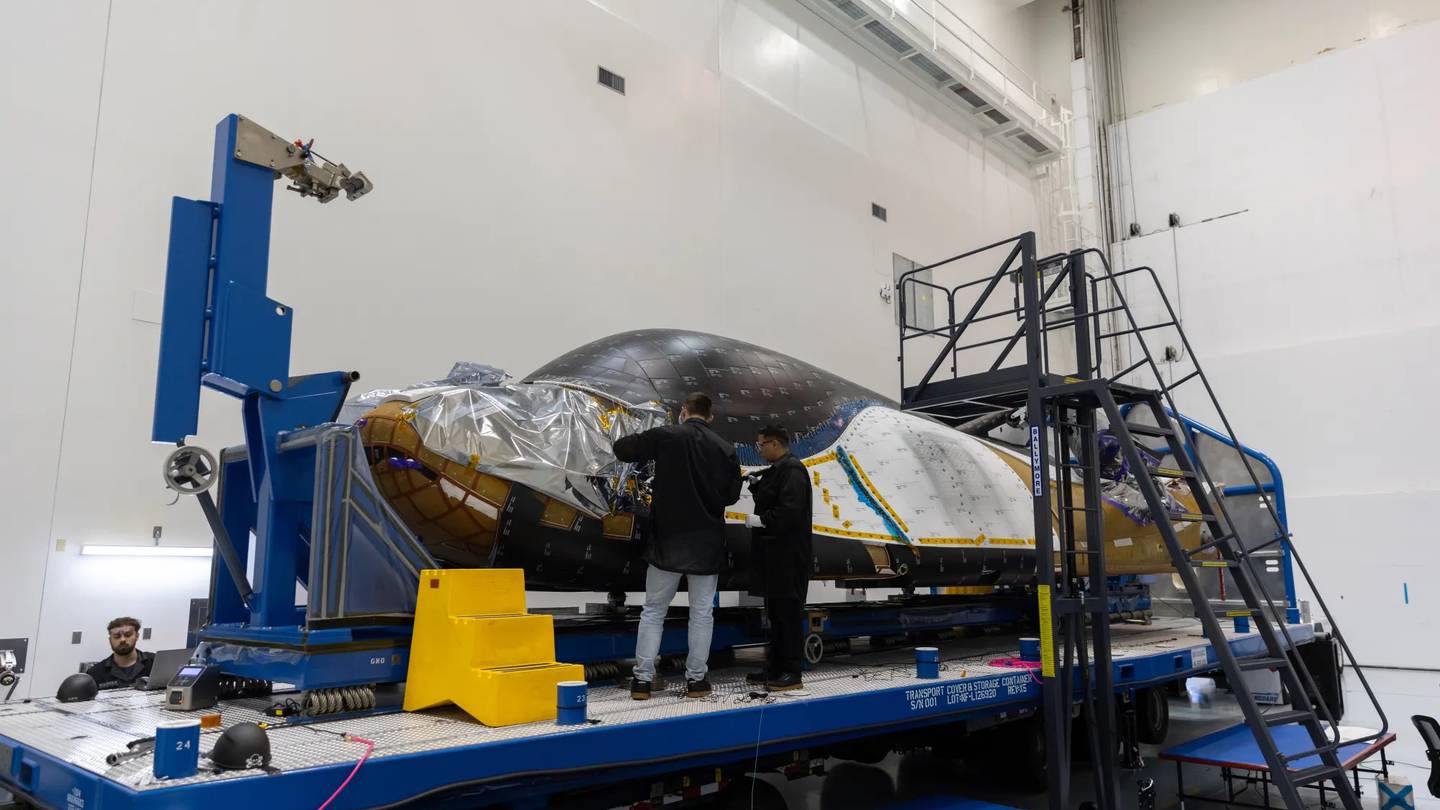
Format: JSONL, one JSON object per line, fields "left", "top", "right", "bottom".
{"left": 1198, "top": 561, "right": 1230, "bottom": 568}
{"left": 803, "top": 452, "right": 837, "bottom": 468}
{"left": 1038, "top": 585, "right": 1055, "bottom": 678}
{"left": 812, "top": 524, "right": 895, "bottom": 542}
{"left": 846, "top": 453, "right": 909, "bottom": 534}
{"left": 831, "top": 503, "right": 841, "bottom": 519}
{"left": 917, "top": 536, "right": 1036, "bottom": 547}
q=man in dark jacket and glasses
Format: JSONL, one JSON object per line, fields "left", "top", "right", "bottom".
{"left": 744, "top": 424, "right": 813, "bottom": 691}
{"left": 614, "top": 393, "right": 741, "bottom": 700}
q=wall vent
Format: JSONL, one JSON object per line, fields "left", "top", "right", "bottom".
{"left": 598, "top": 66, "right": 625, "bottom": 95}
{"left": 871, "top": 203, "right": 888, "bottom": 222}
{"left": 908, "top": 53, "right": 952, "bottom": 83}
{"left": 863, "top": 20, "right": 912, "bottom": 54}
{"left": 1016, "top": 133, "right": 1049, "bottom": 154}
{"left": 984, "top": 108, "right": 1011, "bottom": 125}
{"left": 949, "top": 83, "right": 988, "bottom": 109}
{"left": 826, "top": 0, "right": 869, "bottom": 20}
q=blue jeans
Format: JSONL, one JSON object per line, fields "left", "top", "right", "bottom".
{"left": 632, "top": 565, "right": 718, "bottom": 683}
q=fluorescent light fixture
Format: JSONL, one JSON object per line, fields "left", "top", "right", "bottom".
{"left": 80, "top": 545, "right": 212, "bottom": 558}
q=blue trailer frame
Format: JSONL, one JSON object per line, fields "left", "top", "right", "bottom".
{"left": 0, "top": 622, "right": 1312, "bottom": 809}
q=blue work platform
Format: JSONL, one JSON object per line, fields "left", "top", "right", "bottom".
{"left": 1162, "top": 721, "right": 1395, "bottom": 809}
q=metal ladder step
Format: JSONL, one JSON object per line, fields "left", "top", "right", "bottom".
{"left": 1263, "top": 709, "right": 1315, "bottom": 727}
{"left": 1186, "top": 535, "right": 1238, "bottom": 557}
{"left": 1174, "top": 512, "right": 1214, "bottom": 523}
{"left": 1236, "top": 657, "right": 1289, "bottom": 672}
{"left": 1288, "top": 764, "right": 1347, "bottom": 786}
{"left": 1150, "top": 467, "right": 1196, "bottom": 480}
{"left": 1124, "top": 422, "right": 1174, "bottom": 438}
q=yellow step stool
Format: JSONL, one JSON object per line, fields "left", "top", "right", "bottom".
{"left": 404, "top": 569, "right": 584, "bottom": 726}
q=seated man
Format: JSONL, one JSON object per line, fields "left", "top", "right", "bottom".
{"left": 84, "top": 617, "right": 154, "bottom": 689}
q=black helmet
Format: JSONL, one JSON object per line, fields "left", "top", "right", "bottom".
{"left": 56, "top": 673, "right": 98, "bottom": 703}
{"left": 208, "top": 722, "right": 271, "bottom": 770}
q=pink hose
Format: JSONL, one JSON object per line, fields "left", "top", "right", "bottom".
{"left": 317, "top": 735, "right": 375, "bottom": 810}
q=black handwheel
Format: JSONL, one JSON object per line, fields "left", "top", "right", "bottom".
{"left": 162, "top": 445, "right": 218, "bottom": 495}
{"left": 803, "top": 633, "right": 825, "bottom": 665}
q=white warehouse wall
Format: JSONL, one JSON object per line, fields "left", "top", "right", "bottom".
{"left": 1, "top": 0, "right": 1052, "bottom": 696}
{"left": 1108, "top": 19, "right": 1440, "bottom": 668}
{"left": 1114, "top": 0, "right": 1440, "bottom": 115}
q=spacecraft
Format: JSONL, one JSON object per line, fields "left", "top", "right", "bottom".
{"left": 355, "top": 330, "right": 1205, "bottom": 593}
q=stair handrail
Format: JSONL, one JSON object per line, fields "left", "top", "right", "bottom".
{"left": 1090, "top": 256, "right": 1345, "bottom": 742}
{"left": 1076, "top": 248, "right": 1387, "bottom": 745}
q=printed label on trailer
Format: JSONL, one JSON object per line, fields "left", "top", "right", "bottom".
{"left": 1030, "top": 426, "right": 1042, "bottom": 496}
{"left": 1192, "top": 647, "right": 1208, "bottom": 668}
{"left": 903, "top": 674, "right": 1033, "bottom": 713}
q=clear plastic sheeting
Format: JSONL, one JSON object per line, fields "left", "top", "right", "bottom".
{"left": 337, "top": 361, "right": 512, "bottom": 424}
{"left": 349, "top": 365, "right": 667, "bottom": 518}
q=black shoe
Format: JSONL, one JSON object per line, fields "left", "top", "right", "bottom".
{"left": 766, "top": 672, "right": 803, "bottom": 692}
{"left": 685, "top": 678, "right": 712, "bottom": 698}
{"left": 745, "top": 670, "right": 771, "bottom": 685}
{"left": 630, "top": 678, "right": 652, "bottom": 700}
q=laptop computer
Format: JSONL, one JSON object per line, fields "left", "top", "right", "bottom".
{"left": 136, "top": 648, "right": 193, "bottom": 691}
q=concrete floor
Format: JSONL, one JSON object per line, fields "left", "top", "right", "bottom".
{"left": 759, "top": 667, "right": 1437, "bottom": 810}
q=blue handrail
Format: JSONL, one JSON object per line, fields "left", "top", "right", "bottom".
{"left": 1119, "top": 404, "right": 1299, "bottom": 624}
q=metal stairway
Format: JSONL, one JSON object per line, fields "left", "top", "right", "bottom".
{"left": 894, "top": 233, "right": 1386, "bottom": 810}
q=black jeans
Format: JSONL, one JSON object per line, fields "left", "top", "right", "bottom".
{"left": 766, "top": 597, "right": 805, "bottom": 676}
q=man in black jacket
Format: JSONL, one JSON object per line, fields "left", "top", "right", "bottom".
{"left": 745, "top": 424, "right": 812, "bottom": 691}
{"left": 614, "top": 393, "right": 741, "bottom": 700}
{"left": 84, "top": 617, "right": 155, "bottom": 689}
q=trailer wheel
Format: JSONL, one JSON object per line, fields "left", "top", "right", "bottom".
{"left": 1012, "top": 717, "right": 1047, "bottom": 792}
{"left": 1136, "top": 685, "right": 1170, "bottom": 744}
{"left": 804, "top": 633, "right": 825, "bottom": 665}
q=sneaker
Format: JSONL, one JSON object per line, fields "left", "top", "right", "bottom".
{"left": 685, "top": 678, "right": 712, "bottom": 698}
{"left": 744, "top": 670, "right": 772, "bottom": 685}
{"left": 630, "top": 677, "right": 652, "bottom": 701}
{"left": 766, "top": 672, "right": 804, "bottom": 692}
